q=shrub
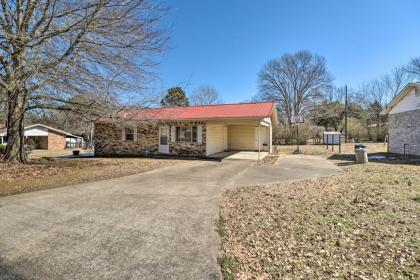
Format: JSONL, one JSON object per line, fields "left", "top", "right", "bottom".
{"left": 347, "top": 117, "right": 367, "bottom": 142}
{"left": 273, "top": 124, "right": 324, "bottom": 145}
{"left": 0, "top": 144, "right": 5, "bottom": 154}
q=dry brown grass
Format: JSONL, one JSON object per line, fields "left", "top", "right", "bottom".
{"left": 219, "top": 161, "right": 420, "bottom": 279}
{"left": 274, "top": 143, "right": 387, "bottom": 157}
{"left": 28, "top": 149, "right": 93, "bottom": 159}
{"left": 0, "top": 157, "right": 187, "bottom": 197}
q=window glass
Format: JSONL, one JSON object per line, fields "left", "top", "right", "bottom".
{"left": 192, "top": 126, "right": 198, "bottom": 142}
{"left": 184, "top": 126, "right": 192, "bottom": 142}
{"left": 175, "top": 126, "right": 197, "bottom": 142}
{"left": 125, "top": 128, "right": 134, "bottom": 141}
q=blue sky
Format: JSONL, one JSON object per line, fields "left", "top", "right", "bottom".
{"left": 155, "top": 0, "right": 420, "bottom": 103}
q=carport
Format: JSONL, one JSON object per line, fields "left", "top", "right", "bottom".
{"left": 26, "top": 136, "right": 48, "bottom": 149}
{"left": 206, "top": 117, "right": 274, "bottom": 160}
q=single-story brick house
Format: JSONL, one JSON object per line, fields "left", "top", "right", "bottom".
{"left": 0, "top": 124, "right": 84, "bottom": 150}
{"left": 381, "top": 82, "right": 420, "bottom": 156}
{"left": 94, "top": 101, "right": 278, "bottom": 157}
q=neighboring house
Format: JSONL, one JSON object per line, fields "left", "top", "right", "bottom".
{"left": 0, "top": 124, "right": 84, "bottom": 150}
{"left": 381, "top": 82, "right": 420, "bottom": 156}
{"left": 94, "top": 101, "right": 278, "bottom": 157}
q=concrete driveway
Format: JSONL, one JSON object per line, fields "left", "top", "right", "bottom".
{"left": 0, "top": 156, "right": 340, "bottom": 280}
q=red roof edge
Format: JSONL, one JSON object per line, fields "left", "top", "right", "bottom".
{"left": 96, "top": 101, "right": 277, "bottom": 122}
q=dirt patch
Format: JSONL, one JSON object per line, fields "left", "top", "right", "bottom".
{"left": 0, "top": 157, "right": 187, "bottom": 197}
{"left": 219, "top": 162, "right": 420, "bottom": 279}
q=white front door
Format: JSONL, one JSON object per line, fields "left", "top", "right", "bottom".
{"left": 159, "top": 126, "right": 170, "bottom": 154}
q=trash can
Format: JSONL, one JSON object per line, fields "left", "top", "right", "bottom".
{"left": 355, "top": 148, "right": 368, "bottom": 163}
{"left": 354, "top": 144, "right": 367, "bottom": 151}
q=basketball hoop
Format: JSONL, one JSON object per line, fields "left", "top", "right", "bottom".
{"left": 291, "top": 115, "right": 304, "bottom": 124}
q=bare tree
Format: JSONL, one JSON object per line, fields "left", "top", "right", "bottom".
{"left": 360, "top": 64, "right": 412, "bottom": 107}
{"left": 359, "top": 79, "right": 390, "bottom": 141}
{"left": 189, "top": 85, "right": 221, "bottom": 105}
{"left": 0, "top": 0, "right": 168, "bottom": 162}
{"left": 360, "top": 79, "right": 388, "bottom": 106}
{"left": 382, "top": 66, "right": 412, "bottom": 98}
{"left": 407, "top": 57, "right": 420, "bottom": 79}
{"left": 257, "top": 50, "right": 333, "bottom": 124}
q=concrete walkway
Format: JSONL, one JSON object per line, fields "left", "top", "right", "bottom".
{"left": 208, "top": 151, "right": 269, "bottom": 161}
{"left": 0, "top": 156, "right": 341, "bottom": 280}
{"left": 231, "top": 155, "right": 342, "bottom": 186}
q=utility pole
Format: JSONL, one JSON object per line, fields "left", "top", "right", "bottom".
{"left": 295, "top": 122, "right": 299, "bottom": 154}
{"left": 344, "top": 85, "right": 348, "bottom": 143}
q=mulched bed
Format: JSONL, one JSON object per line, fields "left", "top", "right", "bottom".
{"left": 219, "top": 162, "right": 420, "bottom": 279}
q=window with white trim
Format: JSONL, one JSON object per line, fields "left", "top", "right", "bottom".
{"left": 125, "top": 128, "right": 134, "bottom": 141}
{"left": 175, "top": 126, "right": 198, "bottom": 142}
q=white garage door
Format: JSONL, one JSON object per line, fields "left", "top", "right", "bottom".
{"left": 206, "top": 124, "right": 225, "bottom": 156}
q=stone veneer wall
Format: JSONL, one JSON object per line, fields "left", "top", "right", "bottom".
{"left": 94, "top": 122, "right": 159, "bottom": 156}
{"left": 388, "top": 108, "right": 420, "bottom": 156}
{"left": 94, "top": 121, "right": 207, "bottom": 157}
{"left": 168, "top": 121, "right": 206, "bottom": 157}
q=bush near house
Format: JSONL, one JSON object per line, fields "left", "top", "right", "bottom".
{"left": 273, "top": 124, "right": 324, "bottom": 145}
{"left": 0, "top": 144, "right": 5, "bottom": 155}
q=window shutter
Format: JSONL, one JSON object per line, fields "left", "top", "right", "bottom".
{"left": 133, "top": 127, "right": 138, "bottom": 141}
{"left": 171, "top": 126, "right": 176, "bottom": 142}
{"left": 197, "top": 126, "right": 203, "bottom": 144}
{"left": 122, "top": 128, "right": 126, "bottom": 141}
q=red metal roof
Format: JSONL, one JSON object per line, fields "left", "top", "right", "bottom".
{"left": 118, "top": 101, "right": 275, "bottom": 121}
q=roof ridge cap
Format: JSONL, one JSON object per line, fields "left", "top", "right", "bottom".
{"left": 125, "top": 101, "right": 276, "bottom": 110}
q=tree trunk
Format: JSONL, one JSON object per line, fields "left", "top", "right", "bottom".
{"left": 3, "top": 90, "right": 28, "bottom": 163}
{"left": 90, "top": 122, "right": 94, "bottom": 149}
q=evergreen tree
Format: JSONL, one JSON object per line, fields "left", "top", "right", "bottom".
{"left": 160, "top": 87, "right": 189, "bottom": 107}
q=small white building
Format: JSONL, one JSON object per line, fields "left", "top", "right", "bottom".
{"left": 381, "top": 83, "right": 420, "bottom": 156}
{"left": 0, "top": 124, "right": 84, "bottom": 150}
